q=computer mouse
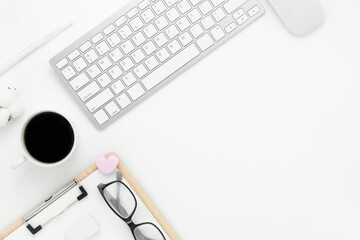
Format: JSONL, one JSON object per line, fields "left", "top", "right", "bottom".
{"left": 268, "top": 0, "right": 324, "bottom": 36}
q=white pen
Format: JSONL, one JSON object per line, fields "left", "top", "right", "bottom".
{"left": 0, "top": 18, "right": 73, "bottom": 76}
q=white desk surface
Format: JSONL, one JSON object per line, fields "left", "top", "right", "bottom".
{"left": 0, "top": 0, "right": 360, "bottom": 239}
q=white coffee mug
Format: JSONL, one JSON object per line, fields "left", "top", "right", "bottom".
{"left": 12, "top": 111, "right": 77, "bottom": 169}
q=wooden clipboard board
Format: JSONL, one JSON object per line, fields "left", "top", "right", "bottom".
{"left": 0, "top": 152, "right": 180, "bottom": 240}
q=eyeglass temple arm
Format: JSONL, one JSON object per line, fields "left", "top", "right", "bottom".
{"left": 107, "top": 197, "right": 129, "bottom": 216}
{"left": 116, "top": 172, "right": 124, "bottom": 215}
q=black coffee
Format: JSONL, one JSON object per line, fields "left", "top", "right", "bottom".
{"left": 24, "top": 112, "right": 75, "bottom": 163}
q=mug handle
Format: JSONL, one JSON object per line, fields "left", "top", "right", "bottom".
{"left": 12, "top": 156, "right": 28, "bottom": 169}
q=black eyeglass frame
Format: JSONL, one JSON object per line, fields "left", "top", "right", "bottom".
{"left": 98, "top": 180, "right": 166, "bottom": 240}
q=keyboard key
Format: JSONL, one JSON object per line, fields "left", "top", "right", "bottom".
{"left": 95, "top": 41, "right": 110, "bottom": 55}
{"left": 105, "top": 101, "right": 120, "bottom": 117}
{"left": 70, "top": 72, "right": 90, "bottom": 91}
{"left": 61, "top": 66, "right": 76, "bottom": 80}
{"left": 107, "top": 33, "right": 121, "bottom": 47}
{"left": 156, "top": 48, "right": 170, "bottom": 62}
{"left": 145, "top": 56, "right": 159, "bottom": 70}
{"left": 223, "top": 0, "right": 247, "bottom": 13}
{"left": 201, "top": 16, "right": 215, "bottom": 30}
{"left": 199, "top": 1, "right": 212, "bottom": 14}
{"left": 143, "top": 41, "right": 157, "bottom": 55}
{"left": 134, "top": 64, "right": 148, "bottom": 78}
{"left": 111, "top": 80, "right": 125, "bottom": 94}
{"left": 233, "top": 9, "right": 245, "bottom": 19}
{"left": 127, "top": 7, "right": 139, "bottom": 18}
{"left": 115, "top": 16, "right": 127, "bottom": 27}
{"left": 188, "top": 9, "right": 201, "bottom": 23}
{"left": 166, "top": 8, "right": 180, "bottom": 21}
{"left": 87, "top": 64, "right": 101, "bottom": 78}
{"left": 165, "top": 0, "right": 178, "bottom": 7}
{"left": 132, "top": 32, "right": 146, "bottom": 46}
{"left": 120, "top": 57, "right": 135, "bottom": 71}
{"left": 179, "top": 32, "right": 192, "bottom": 46}
{"left": 122, "top": 72, "right": 137, "bottom": 86}
{"left": 92, "top": 33, "right": 104, "bottom": 44}
{"left": 141, "top": 9, "right": 156, "bottom": 23}
{"left": 84, "top": 49, "right": 99, "bottom": 64}
{"left": 121, "top": 40, "right": 135, "bottom": 54}
{"left": 73, "top": 57, "right": 87, "bottom": 72}
{"left": 93, "top": 109, "right": 109, "bottom": 125}
{"left": 131, "top": 49, "right": 146, "bottom": 63}
{"left": 109, "top": 48, "right": 124, "bottom": 62}
{"left": 128, "top": 83, "right": 145, "bottom": 100}
{"left": 177, "top": 0, "right": 191, "bottom": 13}
{"left": 78, "top": 81, "right": 100, "bottom": 101}
{"left": 210, "top": 25, "right": 225, "bottom": 41}
{"left": 176, "top": 17, "right": 191, "bottom": 31}
{"left": 129, "top": 17, "right": 144, "bottom": 31}
{"left": 165, "top": 25, "right": 179, "bottom": 39}
{"left": 104, "top": 24, "right": 116, "bottom": 35}
{"left": 212, "top": 8, "right": 226, "bottom": 22}
{"left": 86, "top": 88, "right": 114, "bottom": 112}
{"left": 190, "top": 24, "right": 204, "bottom": 38}
{"left": 225, "top": 22, "right": 237, "bottom": 33}
{"left": 68, "top": 50, "right": 80, "bottom": 61}
{"left": 236, "top": 14, "right": 248, "bottom": 25}
{"left": 167, "top": 39, "right": 181, "bottom": 54}
{"left": 248, "top": 5, "right": 260, "bottom": 17}
{"left": 143, "top": 24, "right": 157, "bottom": 38}
{"left": 118, "top": 25, "right": 133, "bottom": 39}
{"left": 97, "top": 73, "right": 112, "bottom": 87}
{"left": 98, "top": 56, "right": 112, "bottom": 70}
{"left": 109, "top": 65, "right": 123, "bottom": 79}
{"left": 196, "top": 33, "right": 214, "bottom": 51}
{"left": 154, "top": 33, "right": 168, "bottom": 47}
{"left": 155, "top": 16, "right": 169, "bottom": 30}
{"left": 56, "top": 58, "right": 68, "bottom": 69}
{"left": 116, "top": 93, "right": 131, "bottom": 108}
{"left": 142, "top": 44, "right": 200, "bottom": 90}
{"left": 189, "top": 0, "right": 201, "bottom": 6}
{"left": 138, "top": 0, "right": 151, "bottom": 9}
{"left": 80, "top": 41, "right": 92, "bottom": 52}
{"left": 210, "top": 0, "right": 224, "bottom": 7}
{"left": 152, "top": 1, "right": 167, "bottom": 14}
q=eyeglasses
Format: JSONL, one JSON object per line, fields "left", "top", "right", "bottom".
{"left": 98, "top": 180, "right": 166, "bottom": 240}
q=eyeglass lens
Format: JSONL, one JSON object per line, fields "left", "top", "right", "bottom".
{"left": 134, "top": 224, "right": 165, "bottom": 240}
{"left": 104, "top": 182, "right": 136, "bottom": 219}
{"left": 103, "top": 182, "right": 165, "bottom": 240}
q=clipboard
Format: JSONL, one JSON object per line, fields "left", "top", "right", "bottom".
{"left": 0, "top": 152, "right": 180, "bottom": 240}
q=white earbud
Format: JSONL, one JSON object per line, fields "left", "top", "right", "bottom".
{"left": 0, "top": 88, "right": 16, "bottom": 106}
{"left": 0, "top": 84, "right": 22, "bottom": 127}
{"left": 0, "top": 108, "right": 11, "bottom": 127}
{"left": 8, "top": 105, "right": 22, "bottom": 119}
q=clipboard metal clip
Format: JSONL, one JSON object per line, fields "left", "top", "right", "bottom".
{"left": 24, "top": 180, "right": 88, "bottom": 235}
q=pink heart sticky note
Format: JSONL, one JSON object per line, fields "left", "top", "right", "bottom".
{"left": 96, "top": 155, "right": 119, "bottom": 175}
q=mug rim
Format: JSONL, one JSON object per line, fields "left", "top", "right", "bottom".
{"left": 20, "top": 111, "right": 77, "bottom": 168}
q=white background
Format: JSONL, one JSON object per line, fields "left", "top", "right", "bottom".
{"left": 0, "top": 0, "right": 360, "bottom": 239}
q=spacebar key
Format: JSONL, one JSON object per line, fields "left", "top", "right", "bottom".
{"left": 142, "top": 44, "right": 200, "bottom": 90}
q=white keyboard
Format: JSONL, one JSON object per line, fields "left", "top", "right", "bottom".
{"left": 50, "top": 0, "right": 264, "bottom": 129}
